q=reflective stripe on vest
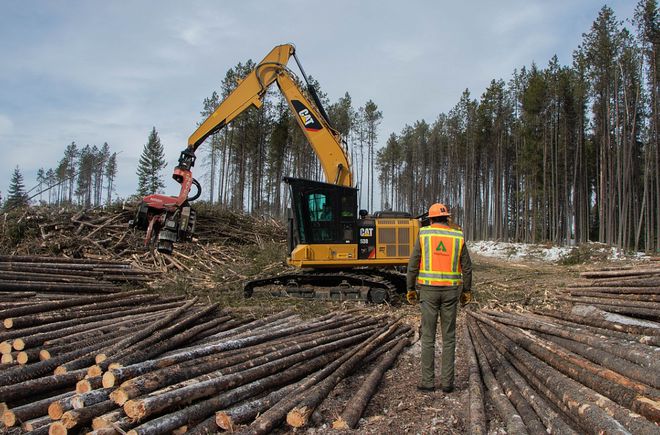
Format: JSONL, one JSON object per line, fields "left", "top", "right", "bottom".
{"left": 417, "top": 224, "right": 464, "bottom": 287}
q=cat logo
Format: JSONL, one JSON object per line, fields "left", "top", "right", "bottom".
{"left": 292, "top": 100, "right": 322, "bottom": 132}
{"left": 298, "top": 108, "right": 314, "bottom": 126}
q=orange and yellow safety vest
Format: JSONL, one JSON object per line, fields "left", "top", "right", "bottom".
{"left": 417, "top": 224, "right": 464, "bottom": 287}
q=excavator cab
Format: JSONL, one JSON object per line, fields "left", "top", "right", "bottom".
{"left": 285, "top": 177, "right": 358, "bottom": 252}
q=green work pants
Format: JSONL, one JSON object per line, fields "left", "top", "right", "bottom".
{"left": 419, "top": 284, "right": 460, "bottom": 389}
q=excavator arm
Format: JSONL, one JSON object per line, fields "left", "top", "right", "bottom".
{"left": 133, "top": 44, "right": 353, "bottom": 253}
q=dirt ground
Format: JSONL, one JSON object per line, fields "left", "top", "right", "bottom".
{"left": 219, "top": 251, "right": 604, "bottom": 434}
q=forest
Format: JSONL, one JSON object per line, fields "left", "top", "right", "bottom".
{"left": 6, "top": 2, "right": 658, "bottom": 252}
{"left": 192, "top": 2, "right": 658, "bottom": 251}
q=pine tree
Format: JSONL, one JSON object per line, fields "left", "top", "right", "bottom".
{"left": 105, "top": 152, "right": 117, "bottom": 204}
{"left": 6, "top": 166, "right": 28, "bottom": 209}
{"left": 136, "top": 127, "right": 167, "bottom": 196}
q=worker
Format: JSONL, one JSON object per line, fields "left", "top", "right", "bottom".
{"left": 406, "top": 203, "right": 473, "bottom": 393}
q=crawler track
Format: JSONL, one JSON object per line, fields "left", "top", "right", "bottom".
{"left": 243, "top": 270, "right": 405, "bottom": 303}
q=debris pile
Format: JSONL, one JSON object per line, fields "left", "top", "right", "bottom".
{"left": 0, "top": 272, "right": 411, "bottom": 434}
{"left": 464, "top": 264, "right": 660, "bottom": 433}
{"left": 1, "top": 205, "right": 288, "bottom": 289}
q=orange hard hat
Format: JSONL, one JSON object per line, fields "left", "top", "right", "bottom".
{"left": 428, "top": 203, "right": 451, "bottom": 218}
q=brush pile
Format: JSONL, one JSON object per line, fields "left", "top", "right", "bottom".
{"left": 1, "top": 205, "right": 288, "bottom": 290}
{"left": 464, "top": 263, "right": 660, "bottom": 434}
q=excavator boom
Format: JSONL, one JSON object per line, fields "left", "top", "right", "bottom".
{"left": 133, "top": 44, "right": 419, "bottom": 303}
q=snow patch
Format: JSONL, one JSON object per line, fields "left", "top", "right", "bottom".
{"left": 468, "top": 240, "right": 647, "bottom": 263}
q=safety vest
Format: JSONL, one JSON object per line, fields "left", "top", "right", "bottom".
{"left": 417, "top": 224, "right": 464, "bottom": 287}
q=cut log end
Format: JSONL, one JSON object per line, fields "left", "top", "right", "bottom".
{"left": 3, "top": 318, "right": 12, "bottom": 329}
{"left": 49, "top": 421, "right": 68, "bottom": 435}
{"left": 54, "top": 366, "right": 67, "bottom": 375}
{"left": 88, "top": 365, "right": 103, "bottom": 377}
{"left": 12, "top": 338, "right": 25, "bottom": 351}
{"left": 0, "top": 341, "right": 11, "bottom": 354}
{"left": 49, "top": 401, "right": 66, "bottom": 420}
{"left": 331, "top": 417, "right": 350, "bottom": 430}
{"left": 16, "top": 351, "right": 28, "bottom": 364}
{"left": 76, "top": 379, "right": 92, "bottom": 394}
{"left": 110, "top": 389, "right": 129, "bottom": 406}
{"left": 3, "top": 410, "right": 17, "bottom": 427}
{"left": 102, "top": 371, "right": 116, "bottom": 388}
{"left": 123, "top": 400, "right": 145, "bottom": 420}
{"left": 95, "top": 354, "right": 107, "bottom": 364}
{"left": 172, "top": 426, "right": 187, "bottom": 435}
{"left": 215, "top": 412, "right": 234, "bottom": 431}
{"left": 286, "top": 406, "right": 311, "bottom": 428}
{"left": 60, "top": 411, "right": 78, "bottom": 429}
{"left": 40, "top": 349, "right": 51, "bottom": 360}
{"left": 1, "top": 353, "right": 12, "bottom": 364}
{"left": 92, "top": 414, "right": 117, "bottom": 429}
{"left": 108, "top": 362, "right": 122, "bottom": 370}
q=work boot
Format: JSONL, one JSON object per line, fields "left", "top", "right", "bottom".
{"left": 441, "top": 385, "right": 454, "bottom": 393}
{"left": 417, "top": 385, "right": 435, "bottom": 393}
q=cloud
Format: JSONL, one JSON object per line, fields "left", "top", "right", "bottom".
{"left": 0, "top": 115, "right": 13, "bottom": 137}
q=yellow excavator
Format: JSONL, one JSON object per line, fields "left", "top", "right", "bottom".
{"left": 132, "top": 44, "right": 420, "bottom": 302}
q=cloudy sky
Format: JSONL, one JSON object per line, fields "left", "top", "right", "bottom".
{"left": 0, "top": 0, "right": 637, "bottom": 201}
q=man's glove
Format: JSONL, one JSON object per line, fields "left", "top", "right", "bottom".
{"left": 406, "top": 290, "right": 419, "bottom": 305}
{"left": 460, "top": 290, "right": 473, "bottom": 306}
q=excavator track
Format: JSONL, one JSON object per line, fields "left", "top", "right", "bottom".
{"left": 243, "top": 270, "right": 404, "bottom": 303}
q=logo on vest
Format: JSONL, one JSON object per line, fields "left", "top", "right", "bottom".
{"left": 435, "top": 241, "right": 447, "bottom": 252}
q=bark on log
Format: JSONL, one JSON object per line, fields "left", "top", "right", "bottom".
{"left": 94, "top": 297, "right": 198, "bottom": 364}
{"left": 468, "top": 319, "right": 529, "bottom": 435}
{"left": 470, "top": 311, "right": 660, "bottom": 434}
{"left": 3, "top": 391, "right": 73, "bottom": 426}
{"left": 4, "top": 296, "right": 175, "bottom": 330}
{"left": 464, "top": 324, "right": 487, "bottom": 435}
{"left": 111, "top": 304, "right": 221, "bottom": 367}
{"left": 538, "top": 332, "right": 660, "bottom": 390}
{"left": 60, "top": 400, "right": 117, "bottom": 429}
{"left": 0, "top": 368, "right": 87, "bottom": 404}
{"left": 123, "top": 328, "right": 377, "bottom": 420}
{"left": 537, "top": 308, "right": 660, "bottom": 337}
{"left": 113, "top": 323, "right": 378, "bottom": 405}
{"left": 71, "top": 388, "right": 113, "bottom": 409}
{"left": 482, "top": 309, "right": 660, "bottom": 372}
{"left": 215, "top": 383, "right": 300, "bottom": 431}
{"left": 485, "top": 313, "right": 660, "bottom": 422}
{"left": 124, "top": 350, "right": 344, "bottom": 435}
{"left": 21, "top": 415, "right": 51, "bottom": 431}
{"left": 332, "top": 337, "right": 410, "bottom": 429}
{"left": 243, "top": 320, "right": 401, "bottom": 435}
{"left": 48, "top": 394, "right": 75, "bottom": 420}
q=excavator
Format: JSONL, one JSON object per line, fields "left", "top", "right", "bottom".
{"left": 132, "top": 44, "right": 420, "bottom": 303}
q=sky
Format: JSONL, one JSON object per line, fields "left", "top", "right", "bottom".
{"left": 0, "top": 0, "right": 638, "bottom": 202}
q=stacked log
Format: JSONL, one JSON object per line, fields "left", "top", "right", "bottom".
{"left": 560, "top": 264, "right": 660, "bottom": 320}
{"left": 1, "top": 294, "right": 410, "bottom": 433}
{"left": 0, "top": 255, "right": 157, "bottom": 295}
{"left": 465, "top": 305, "right": 660, "bottom": 433}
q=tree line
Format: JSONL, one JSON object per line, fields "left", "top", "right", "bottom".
{"left": 5, "top": 142, "right": 118, "bottom": 210}
{"left": 377, "top": 1, "right": 659, "bottom": 252}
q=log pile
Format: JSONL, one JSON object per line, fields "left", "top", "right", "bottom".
{"left": 464, "top": 264, "right": 660, "bottom": 433}
{"left": 560, "top": 264, "right": 660, "bottom": 320}
{"left": 1, "top": 294, "right": 411, "bottom": 434}
{"left": 0, "top": 255, "right": 156, "bottom": 297}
